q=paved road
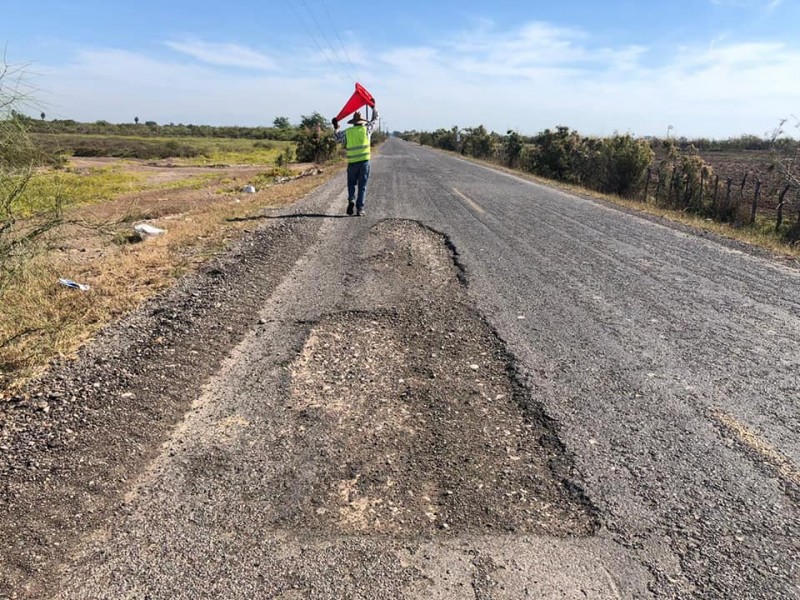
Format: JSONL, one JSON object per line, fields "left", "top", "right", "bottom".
{"left": 52, "top": 138, "right": 798, "bottom": 598}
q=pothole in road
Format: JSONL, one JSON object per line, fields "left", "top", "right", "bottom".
{"left": 282, "top": 220, "right": 597, "bottom": 536}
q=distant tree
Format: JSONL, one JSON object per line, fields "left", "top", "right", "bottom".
{"left": 299, "top": 111, "right": 329, "bottom": 131}
{"left": 134, "top": 116, "right": 139, "bottom": 125}
{"left": 273, "top": 116, "right": 291, "bottom": 129}
{"left": 40, "top": 111, "right": 45, "bottom": 121}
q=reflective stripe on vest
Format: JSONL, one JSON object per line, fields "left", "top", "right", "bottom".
{"left": 345, "top": 126, "right": 371, "bottom": 163}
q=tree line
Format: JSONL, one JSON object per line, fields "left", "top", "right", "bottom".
{"left": 12, "top": 111, "right": 387, "bottom": 165}
{"left": 402, "top": 125, "right": 654, "bottom": 197}
{"left": 400, "top": 125, "right": 799, "bottom": 197}
{"left": 14, "top": 110, "right": 334, "bottom": 142}
{"left": 399, "top": 125, "right": 800, "bottom": 242}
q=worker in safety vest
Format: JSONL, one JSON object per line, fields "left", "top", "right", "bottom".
{"left": 332, "top": 107, "right": 379, "bottom": 216}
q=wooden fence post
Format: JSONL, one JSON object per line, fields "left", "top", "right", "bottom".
{"left": 644, "top": 167, "right": 651, "bottom": 201}
{"left": 713, "top": 175, "right": 720, "bottom": 213}
{"left": 750, "top": 178, "right": 761, "bottom": 225}
{"left": 667, "top": 169, "right": 676, "bottom": 205}
{"left": 655, "top": 168, "right": 663, "bottom": 199}
{"left": 724, "top": 178, "right": 733, "bottom": 218}
{"left": 699, "top": 170, "right": 706, "bottom": 211}
{"left": 776, "top": 184, "right": 791, "bottom": 231}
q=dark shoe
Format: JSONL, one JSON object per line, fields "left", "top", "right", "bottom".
{"left": 346, "top": 201, "right": 355, "bottom": 216}
{"left": 356, "top": 208, "right": 365, "bottom": 217}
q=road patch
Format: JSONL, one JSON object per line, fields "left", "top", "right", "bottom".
{"left": 281, "top": 220, "right": 597, "bottom": 535}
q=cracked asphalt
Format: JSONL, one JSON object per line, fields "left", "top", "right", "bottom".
{"left": 2, "top": 138, "right": 798, "bottom": 598}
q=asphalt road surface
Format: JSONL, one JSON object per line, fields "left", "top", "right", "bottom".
{"left": 5, "top": 138, "right": 799, "bottom": 598}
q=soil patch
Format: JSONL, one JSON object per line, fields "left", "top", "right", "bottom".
{"left": 281, "top": 220, "right": 596, "bottom": 535}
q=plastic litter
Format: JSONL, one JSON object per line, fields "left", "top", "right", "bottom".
{"left": 134, "top": 223, "right": 166, "bottom": 238}
{"left": 242, "top": 185, "right": 257, "bottom": 193}
{"left": 58, "top": 278, "right": 90, "bottom": 291}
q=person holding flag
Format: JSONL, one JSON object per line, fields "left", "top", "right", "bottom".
{"left": 332, "top": 102, "right": 379, "bottom": 217}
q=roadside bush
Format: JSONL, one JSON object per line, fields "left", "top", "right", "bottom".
{"left": 597, "top": 135, "right": 653, "bottom": 197}
{"left": 528, "top": 126, "right": 585, "bottom": 182}
{"left": 652, "top": 142, "right": 715, "bottom": 214}
{"left": 460, "top": 125, "right": 495, "bottom": 159}
{"left": 295, "top": 127, "right": 337, "bottom": 164}
{"left": 502, "top": 130, "right": 523, "bottom": 168}
{"left": 275, "top": 146, "right": 295, "bottom": 167}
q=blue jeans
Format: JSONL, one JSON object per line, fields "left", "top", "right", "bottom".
{"left": 347, "top": 160, "right": 371, "bottom": 210}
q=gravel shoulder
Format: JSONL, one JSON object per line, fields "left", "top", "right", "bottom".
{"left": 0, "top": 179, "right": 336, "bottom": 597}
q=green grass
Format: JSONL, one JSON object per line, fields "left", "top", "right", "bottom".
{"left": 17, "top": 166, "right": 227, "bottom": 215}
{"left": 19, "top": 167, "right": 148, "bottom": 214}
{"left": 180, "top": 140, "right": 292, "bottom": 166}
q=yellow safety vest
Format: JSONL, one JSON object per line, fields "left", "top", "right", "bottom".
{"left": 345, "top": 126, "right": 371, "bottom": 163}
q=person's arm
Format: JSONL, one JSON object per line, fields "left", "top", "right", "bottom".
{"left": 366, "top": 106, "right": 379, "bottom": 135}
{"left": 332, "top": 117, "right": 346, "bottom": 144}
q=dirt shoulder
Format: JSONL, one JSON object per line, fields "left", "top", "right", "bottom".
{"left": 0, "top": 210, "right": 326, "bottom": 597}
{"left": 0, "top": 158, "right": 338, "bottom": 390}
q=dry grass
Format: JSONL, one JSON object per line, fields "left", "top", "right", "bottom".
{"left": 0, "top": 163, "right": 339, "bottom": 390}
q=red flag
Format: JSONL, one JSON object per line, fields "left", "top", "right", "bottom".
{"left": 335, "top": 82, "right": 375, "bottom": 122}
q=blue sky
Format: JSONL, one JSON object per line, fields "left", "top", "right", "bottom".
{"left": 3, "top": 0, "right": 799, "bottom": 138}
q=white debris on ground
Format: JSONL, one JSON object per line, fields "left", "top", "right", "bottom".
{"left": 134, "top": 223, "right": 166, "bottom": 238}
{"left": 58, "top": 278, "right": 90, "bottom": 291}
{"left": 242, "top": 185, "right": 257, "bottom": 193}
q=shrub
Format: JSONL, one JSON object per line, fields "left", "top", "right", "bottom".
{"left": 503, "top": 131, "right": 523, "bottom": 168}
{"left": 275, "top": 146, "right": 294, "bottom": 167}
{"left": 460, "top": 125, "right": 495, "bottom": 159}
{"left": 1, "top": 71, "right": 63, "bottom": 299}
{"left": 597, "top": 135, "right": 654, "bottom": 197}
{"left": 652, "top": 142, "right": 715, "bottom": 213}
{"left": 295, "top": 127, "right": 337, "bottom": 164}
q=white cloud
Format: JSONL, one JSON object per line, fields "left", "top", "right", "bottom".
{"left": 369, "top": 22, "right": 800, "bottom": 138}
{"left": 710, "top": 0, "right": 784, "bottom": 12}
{"left": 164, "top": 40, "right": 276, "bottom": 71}
{"left": 31, "top": 24, "right": 800, "bottom": 138}
{"left": 36, "top": 48, "right": 341, "bottom": 125}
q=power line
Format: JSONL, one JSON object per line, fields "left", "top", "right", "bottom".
{"left": 286, "top": 0, "right": 347, "bottom": 81}
{"left": 299, "top": 0, "right": 354, "bottom": 82}
{"left": 319, "top": 0, "right": 361, "bottom": 82}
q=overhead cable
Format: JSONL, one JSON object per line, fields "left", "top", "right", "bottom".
{"left": 286, "top": 0, "right": 348, "bottom": 81}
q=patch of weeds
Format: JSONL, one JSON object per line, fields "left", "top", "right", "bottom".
{"left": 111, "top": 230, "right": 143, "bottom": 246}
{"left": 19, "top": 167, "right": 148, "bottom": 214}
{"left": 155, "top": 173, "right": 220, "bottom": 191}
{"left": 221, "top": 167, "right": 296, "bottom": 194}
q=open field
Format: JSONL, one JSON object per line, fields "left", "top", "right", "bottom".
{"left": 0, "top": 154, "right": 337, "bottom": 389}
{"left": 32, "top": 132, "right": 293, "bottom": 165}
{"left": 653, "top": 148, "right": 792, "bottom": 210}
